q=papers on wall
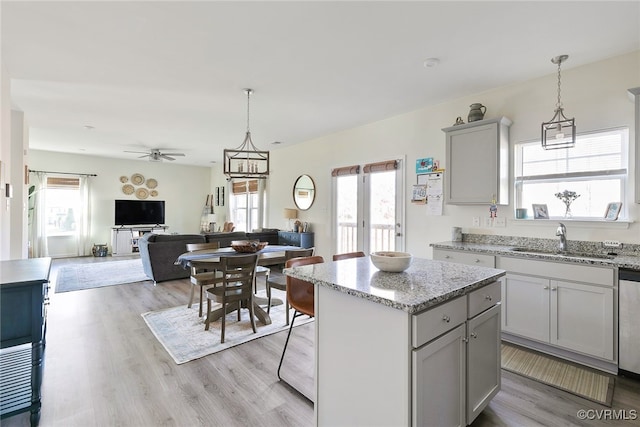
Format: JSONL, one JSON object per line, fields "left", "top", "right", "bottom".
{"left": 417, "top": 172, "right": 444, "bottom": 215}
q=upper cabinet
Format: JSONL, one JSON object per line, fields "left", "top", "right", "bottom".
{"left": 442, "top": 117, "right": 512, "bottom": 205}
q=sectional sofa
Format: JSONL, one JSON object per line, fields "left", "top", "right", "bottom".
{"left": 138, "top": 229, "right": 279, "bottom": 283}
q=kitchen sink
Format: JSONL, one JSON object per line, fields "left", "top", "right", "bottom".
{"left": 510, "top": 247, "right": 615, "bottom": 260}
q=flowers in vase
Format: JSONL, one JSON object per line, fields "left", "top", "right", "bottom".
{"left": 554, "top": 190, "right": 580, "bottom": 217}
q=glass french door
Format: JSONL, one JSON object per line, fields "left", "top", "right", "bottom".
{"left": 333, "top": 159, "right": 404, "bottom": 255}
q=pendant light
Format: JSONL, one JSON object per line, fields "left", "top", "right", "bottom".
{"left": 541, "top": 55, "right": 576, "bottom": 150}
{"left": 223, "top": 89, "right": 270, "bottom": 179}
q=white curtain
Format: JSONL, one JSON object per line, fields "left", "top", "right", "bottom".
{"left": 76, "top": 175, "right": 92, "bottom": 256}
{"left": 29, "top": 172, "right": 49, "bottom": 258}
{"left": 28, "top": 172, "right": 93, "bottom": 258}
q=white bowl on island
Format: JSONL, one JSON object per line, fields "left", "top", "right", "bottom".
{"left": 370, "top": 251, "right": 413, "bottom": 272}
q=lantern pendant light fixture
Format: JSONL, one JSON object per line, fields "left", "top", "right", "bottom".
{"left": 541, "top": 54, "right": 576, "bottom": 150}
{"left": 223, "top": 88, "right": 270, "bottom": 179}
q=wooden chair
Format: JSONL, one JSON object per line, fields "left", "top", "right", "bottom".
{"left": 332, "top": 251, "right": 366, "bottom": 261}
{"left": 205, "top": 254, "right": 259, "bottom": 343}
{"left": 186, "top": 242, "right": 221, "bottom": 317}
{"left": 266, "top": 248, "right": 315, "bottom": 325}
{"left": 277, "top": 255, "right": 324, "bottom": 389}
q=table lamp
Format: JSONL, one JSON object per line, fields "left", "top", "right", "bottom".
{"left": 283, "top": 208, "right": 298, "bottom": 231}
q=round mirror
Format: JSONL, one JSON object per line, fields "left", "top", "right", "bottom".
{"left": 293, "top": 174, "right": 316, "bottom": 210}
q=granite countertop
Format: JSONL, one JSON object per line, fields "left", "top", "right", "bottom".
{"left": 431, "top": 238, "right": 640, "bottom": 271}
{"left": 284, "top": 256, "right": 505, "bottom": 314}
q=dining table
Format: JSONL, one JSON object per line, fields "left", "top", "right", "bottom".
{"left": 174, "top": 245, "right": 301, "bottom": 325}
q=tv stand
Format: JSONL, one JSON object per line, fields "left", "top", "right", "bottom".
{"left": 111, "top": 225, "right": 168, "bottom": 256}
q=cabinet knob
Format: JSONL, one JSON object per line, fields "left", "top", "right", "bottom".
{"left": 474, "top": 259, "right": 481, "bottom": 263}
{"left": 484, "top": 295, "right": 492, "bottom": 301}
{"left": 551, "top": 287, "right": 557, "bottom": 291}
{"left": 442, "top": 315, "right": 450, "bottom": 323}
{"left": 543, "top": 286, "right": 550, "bottom": 290}
{"left": 470, "top": 332, "right": 478, "bottom": 339}
{"left": 445, "top": 255, "right": 451, "bottom": 259}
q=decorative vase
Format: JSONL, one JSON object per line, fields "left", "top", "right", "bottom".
{"left": 468, "top": 103, "right": 487, "bottom": 122}
{"left": 564, "top": 204, "right": 572, "bottom": 218}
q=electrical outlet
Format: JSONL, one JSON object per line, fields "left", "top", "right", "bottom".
{"left": 602, "top": 240, "right": 622, "bottom": 248}
{"left": 483, "top": 217, "right": 492, "bottom": 227}
{"left": 494, "top": 217, "right": 506, "bottom": 227}
{"left": 472, "top": 217, "right": 480, "bottom": 227}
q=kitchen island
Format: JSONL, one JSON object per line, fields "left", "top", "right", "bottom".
{"left": 285, "top": 256, "right": 505, "bottom": 426}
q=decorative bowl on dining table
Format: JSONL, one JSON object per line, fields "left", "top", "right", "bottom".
{"left": 231, "top": 240, "right": 269, "bottom": 253}
{"left": 370, "top": 251, "right": 413, "bottom": 272}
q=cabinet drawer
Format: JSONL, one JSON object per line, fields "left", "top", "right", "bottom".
{"left": 412, "top": 296, "right": 467, "bottom": 348}
{"left": 433, "top": 249, "right": 495, "bottom": 268}
{"left": 467, "top": 281, "right": 501, "bottom": 319}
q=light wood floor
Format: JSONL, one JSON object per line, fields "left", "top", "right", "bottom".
{"left": 3, "top": 256, "right": 639, "bottom": 427}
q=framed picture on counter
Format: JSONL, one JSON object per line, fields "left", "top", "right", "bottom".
{"left": 532, "top": 204, "right": 549, "bottom": 219}
{"left": 604, "top": 202, "right": 622, "bottom": 221}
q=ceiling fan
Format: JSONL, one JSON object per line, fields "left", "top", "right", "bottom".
{"left": 124, "top": 148, "right": 185, "bottom": 162}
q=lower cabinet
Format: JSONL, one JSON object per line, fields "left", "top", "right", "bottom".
{"left": 413, "top": 324, "right": 467, "bottom": 427}
{"left": 467, "top": 304, "right": 501, "bottom": 422}
{"left": 412, "top": 285, "right": 501, "bottom": 427}
{"left": 502, "top": 273, "right": 613, "bottom": 360}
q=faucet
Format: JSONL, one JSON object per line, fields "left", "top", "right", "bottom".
{"left": 556, "top": 223, "right": 567, "bottom": 252}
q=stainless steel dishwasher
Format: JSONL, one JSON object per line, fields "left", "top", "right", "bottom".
{"left": 619, "top": 269, "right": 640, "bottom": 378}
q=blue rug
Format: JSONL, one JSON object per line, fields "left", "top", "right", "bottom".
{"left": 55, "top": 259, "right": 149, "bottom": 293}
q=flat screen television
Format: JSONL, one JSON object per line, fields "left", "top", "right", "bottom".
{"left": 115, "top": 200, "right": 165, "bottom": 226}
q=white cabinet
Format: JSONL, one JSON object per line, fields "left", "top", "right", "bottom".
{"left": 467, "top": 304, "right": 501, "bottom": 423}
{"left": 442, "top": 117, "right": 511, "bottom": 205}
{"left": 498, "top": 256, "right": 615, "bottom": 361}
{"left": 112, "top": 228, "right": 134, "bottom": 256}
{"left": 413, "top": 323, "right": 466, "bottom": 427}
{"left": 412, "top": 285, "right": 502, "bottom": 427}
{"left": 433, "top": 249, "right": 495, "bottom": 268}
{"left": 501, "top": 273, "right": 550, "bottom": 341}
{"left": 551, "top": 280, "right": 613, "bottom": 360}
{"left": 111, "top": 226, "right": 168, "bottom": 256}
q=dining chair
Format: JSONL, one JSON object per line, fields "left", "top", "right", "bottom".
{"left": 205, "top": 254, "right": 259, "bottom": 343}
{"left": 186, "top": 241, "right": 222, "bottom": 317}
{"left": 266, "top": 248, "right": 315, "bottom": 325}
{"left": 277, "top": 255, "right": 324, "bottom": 390}
{"left": 332, "top": 251, "right": 366, "bottom": 261}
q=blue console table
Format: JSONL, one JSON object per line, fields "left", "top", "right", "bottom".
{"left": 0, "top": 258, "right": 51, "bottom": 426}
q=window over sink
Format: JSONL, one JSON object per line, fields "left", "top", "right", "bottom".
{"left": 515, "top": 127, "right": 628, "bottom": 220}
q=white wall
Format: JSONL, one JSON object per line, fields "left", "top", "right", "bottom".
{"left": 10, "top": 110, "right": 27, "bottom": 259}
{"left": 264, "top": 51, "right": 640, "bottom": 260}
{"left": 0, "top": 64, "right": 12, "bottom": 260}
{"left": 29, "top": 150, "right": 212, "bottom": 254}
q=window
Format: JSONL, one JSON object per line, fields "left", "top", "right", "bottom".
{"left": 230, "top": 179, "right": 262, "bottom": 232}
{"left": 45, "top": 177, "right": 80, "bottom": 236}
{"left": 515, "top": 128, "right": 628, "bottom": 220}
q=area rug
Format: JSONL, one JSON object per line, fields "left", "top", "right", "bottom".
{"left": 142, "top": 289, "right": 313, "bottom": 364}
{"left": 55, "top": 259, "right": 149, "bottom": 293}
{"left": 501, "top": 343, "right": 615, "bottom": 406}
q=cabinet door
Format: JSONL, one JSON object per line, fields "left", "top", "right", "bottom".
{"left": 467, "top": 304, "right": 501, "bottom": 424}
{"left": 113, "top": 229, "right": 133, "bottom": 255}
{"left": 501, "top": 274, "right": 549, "bottom": 342}
{"left": 550, "top": 280, "right": 614, "bottom": 360}
{"left": 413, "top": 323, "right": 466, "bottom": 427}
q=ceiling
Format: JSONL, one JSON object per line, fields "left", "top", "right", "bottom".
{"left": 2, "top": 1, "right": 639, "bottom": 167}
